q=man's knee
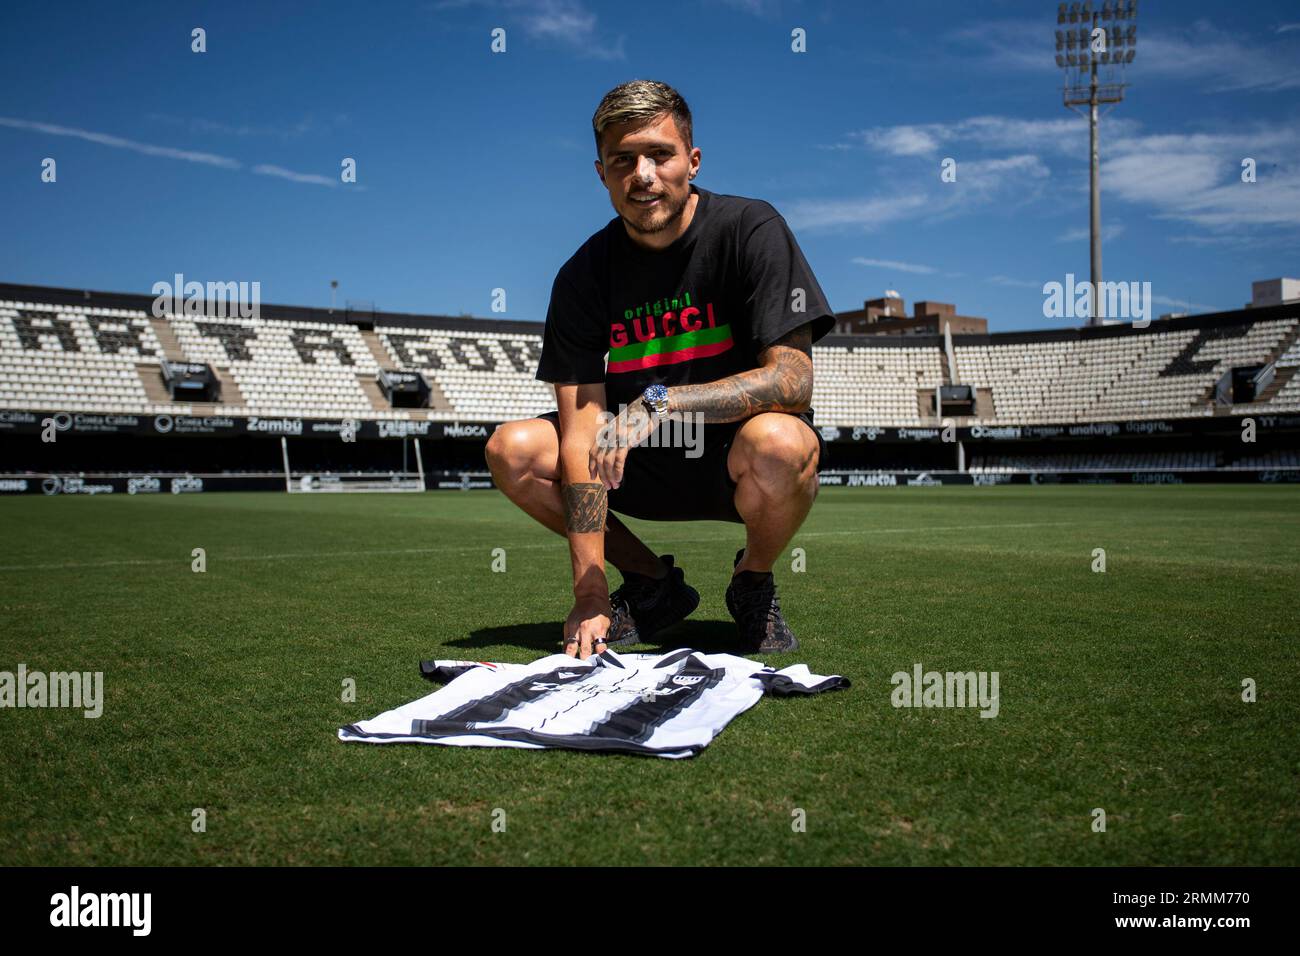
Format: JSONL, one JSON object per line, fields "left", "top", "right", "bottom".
{"left": 733, "top": 414, "right": 819, "bottom": 486}
{"left": 485, "top": 419, "right": 550, "bottom": 483}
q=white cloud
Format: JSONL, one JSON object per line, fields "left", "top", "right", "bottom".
{"left": 851, "top": 257, "right": 938, "bottom": 275}
{"left": 0, "top": 116, "right": 347, "bottom": 189}
{"left": 1102, "top": 127, "right": 1300, "bottom": 229}
{"left": 432, "top": 0, "right": 625, "bottom": 59}
{"left": 784, "top": 152, "right": 1049, "bottom": 233}
{"left": 714, "top": 0, "right": 783, "bottom": 16}
{"left": 783, "top": 193, "right": 932, "bottom": 231}
{"left": 1140, "top": 20, "right": 1300, "bottom": 93}
{"left": 843, "top": 115, "right": 1140, "bottom": 158}
{"left": 941, "top": 18, "right": 1054, "bottom": 74}
{"left": 942, "top": 16, "right": 1300, "bottom": 95}
{"left": 1166, "top": 233, "right": 1271, "bottom": 249}
{"left": 251, "top": 165, "right": 338, "bottom": 187}
{"left": 1151, "top": 294, "right": 1224, "bottom": 313}
{"left": 1057, "top": 223, "right": 1125, "bottom": 243}
{"left": 986, "top": 275, "right": 1042, "bottom": 289}
{"left": 146, "top": 113, "right": 324, "bottom": 140}
{"left": 0, "top": 116, "right": 239, "bottom": 168}
{"left": 838, "top": 111, "right": 1300, "bottom": 237}
{"left": 856, "top": 126, "right": 941, "bottom": 157}
{"left": 955, "top": 154, "right": 1051, "bottom": 190}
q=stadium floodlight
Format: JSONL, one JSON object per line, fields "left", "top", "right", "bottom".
{"left": 1054, "top": 0, "right": 1137, "bottom": 326}
{"left": 1056, "top": 30, "right": 1065, "bottom": 48}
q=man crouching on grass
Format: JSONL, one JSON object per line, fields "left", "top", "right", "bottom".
{"left": 485, "top": 79, "right": 836, "bottom": 660}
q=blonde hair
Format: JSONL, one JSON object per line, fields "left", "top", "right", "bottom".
{"left": 592, "top": 80, "right": 693, "bottom": 162}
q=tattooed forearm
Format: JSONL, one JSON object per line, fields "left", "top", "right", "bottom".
{"left": 562, "top": 481, "right": 608, "bottom": 533}
{"left": 668, "top": 325, "right": 814, "bottom": 424}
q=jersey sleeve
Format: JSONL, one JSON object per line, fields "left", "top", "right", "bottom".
{"left": 740, "top": 214, "right": 836, "bottom": 353}
{"left": 534, "top": 272, "right": 608, "bottom": 385}
{"left": 753, "top": 663, "right": 851, "bottom": 696}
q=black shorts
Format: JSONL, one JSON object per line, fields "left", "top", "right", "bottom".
{"left": 538, "top": 410, "right": 829, "bottom": 524}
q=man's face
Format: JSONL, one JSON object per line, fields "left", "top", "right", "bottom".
{"left": 596, "top": 112, "right": 700, "bottom": 242}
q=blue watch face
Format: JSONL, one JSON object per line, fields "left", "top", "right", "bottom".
{"left": 644, "top": 384, "right": 668, "bottom": 404}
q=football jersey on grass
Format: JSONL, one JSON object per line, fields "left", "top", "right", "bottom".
{"left": 338, "top": 648, "right": 849, "bottom": 759}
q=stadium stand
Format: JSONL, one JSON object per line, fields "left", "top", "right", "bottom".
{"left": 1227, "top": 449, "right": 1300, "bottom": 470}
{"left": 969, "top": 451, "right": 1219, "bottom": 473}
{"left": 811, "top": 344, "right": 944, "bottom": 426}
{"left": 1261, "top": 337, "right": 1300, "bottom": 412}
{"left": 0, "top": 300, "right": 175, "bottom": 415}
{"left": 373, "top": 327, "right": 552, "bottom": 421}
{"left": 3, "top": 286, "right": 1298, "bottom": 427}
{"left": 952, "top": 318, "right": 1298, "bottom": 424}
{"left": 2, "top": 283, "right": 1298, "bottom": 493}
{"left": 169, "top": 315, "right": 396, "bottom": 419}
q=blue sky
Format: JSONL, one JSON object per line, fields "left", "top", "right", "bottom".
{"left": 1, "top": 0, "right": 1298, "bottom": 331}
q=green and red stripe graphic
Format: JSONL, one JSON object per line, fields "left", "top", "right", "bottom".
{"left": 607, "top": 322, "right": 733, "bottom": 373}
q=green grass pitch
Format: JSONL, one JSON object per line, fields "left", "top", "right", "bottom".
{"left": 1, "top": 485, "right": 1297, "bottom": 865}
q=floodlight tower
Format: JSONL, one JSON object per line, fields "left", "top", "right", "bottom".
{"left": 1054, "top": 0, "right": 1138, "bottom": 325}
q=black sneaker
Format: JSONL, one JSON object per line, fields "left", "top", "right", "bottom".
{"left": 725, "top": 548, "right": 799, "bottom": 654}
{"left": 605, "top": 554, "right": 700, "bottom": 646}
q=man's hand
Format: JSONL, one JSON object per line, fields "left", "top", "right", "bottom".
{"left": 563, "top": 593, "right": 611, "bottom": 659}
{"left": 590, "top": 397, "right": 657, "bottom": 490}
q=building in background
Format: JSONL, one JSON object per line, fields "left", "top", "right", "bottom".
{"left": 1249, "top": 278, "right": 1300, "bottom": 309}
{"left": 833, "top": 295, "right": 988, "bottom": 336}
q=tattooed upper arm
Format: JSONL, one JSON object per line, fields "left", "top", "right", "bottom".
{"left": 759, "top": 323, "right": 813, "bottom": 363}
{"left": 663, "top": 323, "right": 815, "bottom": 422}
{"left": 757, "top": 323, "right": 814, "bottom": 408}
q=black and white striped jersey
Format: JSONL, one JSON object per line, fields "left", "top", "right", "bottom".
{"left": 338, "top": 648, "right": 849, "bottom": 759}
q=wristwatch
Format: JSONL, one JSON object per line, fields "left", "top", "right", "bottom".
{"left": 641, "top": 383, "right": 669, "bottom": 421}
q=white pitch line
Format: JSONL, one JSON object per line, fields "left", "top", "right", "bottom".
{"left": 0, "top": 521, "right": 1090, "bottom": 573}
{"left": 793, "top": 520, "right": 1080, "bottom": 536}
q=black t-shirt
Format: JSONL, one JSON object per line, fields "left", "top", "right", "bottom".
{"left": 535, "top": 185, "right": 836, "bottom": 439}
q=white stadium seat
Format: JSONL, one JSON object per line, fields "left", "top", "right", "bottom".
{"left": 1, "top": 297, "right": 1298, "bottom": 423}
